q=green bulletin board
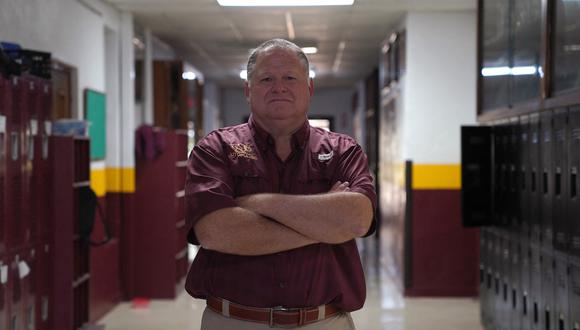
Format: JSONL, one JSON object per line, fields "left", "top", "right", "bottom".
{"left": 84, "top": 89, "right": 106, "bottom": 160}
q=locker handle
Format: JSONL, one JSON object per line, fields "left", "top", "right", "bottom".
{"left": 532, "top": 171, "right": 537, "bottom": 192}
{"left": 571, "top": 172, "right": 577, "bottom": 198}
{"left": 555, "top": 172, "right": 561, "bottom": 196}
{"left": 543, "top": 171, "right": 548, "bottom": 195}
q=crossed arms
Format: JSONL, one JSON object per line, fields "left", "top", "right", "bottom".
{"left": 194, "top": 181, "right": 373, "bottom": 256}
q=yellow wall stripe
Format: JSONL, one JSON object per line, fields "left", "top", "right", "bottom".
{"left": 412, "top": 164, "right": 461, "bottom": 190}
{"left": 90, "top": 167, "right": 136, "bottom": 196}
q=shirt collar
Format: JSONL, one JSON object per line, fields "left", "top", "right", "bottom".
{"left": 249, "top": 115, "right": 310, "bottom": 151}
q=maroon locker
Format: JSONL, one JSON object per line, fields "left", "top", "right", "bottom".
{"left": 49, "top": 136, "right": 74, "bottom": 330}
{"left": 8, "top": 252, "right": 24, "bottom": 330}
{"left": 35, "top": 242, "right": 52, "bottom": 330}
{"left": 17, "top": 247, "right": 36, "bottom": 330}
{"left": 6, "top": 76, "right": 27, "bottom": 252}
{"left": 20, "top": 76, "right": 35, "bottom": 248}
{"left": 0, "top": 254, "right": 8, "bottom": 330}
{"left": 0, "top": 76, "right": 11, "bottom": 256}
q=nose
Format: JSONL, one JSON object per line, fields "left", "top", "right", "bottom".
{"left": 271, "top": 79, "right": 287, "bottom": 93}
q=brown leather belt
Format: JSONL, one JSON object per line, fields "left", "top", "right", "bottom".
{"left": 206, "top": 296, "right": 340, "bottom": 328}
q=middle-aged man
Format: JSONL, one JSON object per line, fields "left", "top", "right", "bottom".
{"left": 184, "top": 38, "right": 376, "bottom": 330}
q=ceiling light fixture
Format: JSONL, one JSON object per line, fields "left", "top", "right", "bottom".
{"left": 481, "top": 66, "right": 538, "bottom": 77}
{"left": 309, "top": 70, "right": 316, "bottom": 78}
{"left": 302, "top": 47, "right": 318, "bottom": 54}
{"left": 285, "top": 12, "right": 295, "bottom": 40}
{"left": 182, "top": 72, "right": 197, "bottom": 80}
{"left": 217, "top": 0, "right": 354, "bottom": 6}
{"left": 240, "top": 70, "right": 248, "bottom": 80}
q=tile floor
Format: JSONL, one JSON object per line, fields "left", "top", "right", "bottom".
{"left": 96, "top": 238, "right": 483, "bottom": 330}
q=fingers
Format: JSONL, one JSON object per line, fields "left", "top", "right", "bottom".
{"left": 329, "top": 181, "right": 350, "bottom": 193}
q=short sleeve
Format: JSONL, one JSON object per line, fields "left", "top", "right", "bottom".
{"left": 185, "top": 135, "right": 237, "bottom": 245}
{"left": 333, "top": 141, "right": 377, "bottom": 237}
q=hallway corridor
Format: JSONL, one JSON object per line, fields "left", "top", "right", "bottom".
{"left": 97, "top": 238, "right": 482, "bottom": 330}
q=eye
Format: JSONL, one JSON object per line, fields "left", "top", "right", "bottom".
{"left": 285, "top": 75, "right": 297, "bottom": 80}
{"left": 260, "top": 77, "right": 272, "bottom": 82}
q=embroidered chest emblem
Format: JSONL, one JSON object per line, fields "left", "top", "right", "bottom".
{"left": 318, "top": 150, "right": 333, "bottom": 161}
{"left": 229, "top": 143, "right": 258, "bottom": 160}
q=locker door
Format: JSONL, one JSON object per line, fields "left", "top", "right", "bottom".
{"left": 520, "top": 235, "right": 532, "bottom": 329}
{"left": 541, "top": 247, "right": 557, "bottom": 330}
{"left": 530, "top": 114, "right": 542, "bottom": 242}
{"left": 540, "top": 111, "right": 554, "bottom": 247}
{"left": 553, "top": 109, "right": 569, "bottom": 252}
{"left": 0, "top": 256, "right": 8, "bottom": 330}
{"left": 554, "top": 252, "right": 570, "bottom": 330}
{"left": 35, "top": 243, "right": 51, "bottom": 330}
{"left": 520, "top": 116, "right": 531, "bottom": 236}
{"left": 480, "top": 229, "right": 489, "bottom": 328}
{"left": 494, "top": 123, "right": 510, "bottom": 226}
{"left": 569, "top": 107, "right": 580, "bottom": 257}
{"left": 508, "top": 119, "right": 520, "bottom": 229}
{"left": 510, "top": 233, "right": 522, "bottom": 330}
{"left": 461, "top": 126, "right": 493, "bottom": 227}
{"left": 570, "top": 256, "right": 580, "bottom": 330}
{"left": 530, "top": 240, "right": 543, "bottom": 330}
{"left": 0, "top": 76, "right": 9, "bottom": 255}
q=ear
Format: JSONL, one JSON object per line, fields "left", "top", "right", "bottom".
{"left": 308, "top": 78, "right": 314, "bottom": 97}
{"left": 244, "top": 80, "right": 250, "bottom": 102}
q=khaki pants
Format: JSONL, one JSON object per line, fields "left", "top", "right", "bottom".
{"left": 200, "top": 307, "right": 356, "bottom": 330}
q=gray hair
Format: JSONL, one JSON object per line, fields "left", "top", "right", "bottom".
{"left": 246, "top": 38, "right": 309, "bottom": 81}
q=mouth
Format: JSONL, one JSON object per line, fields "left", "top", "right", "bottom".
{"left": 268, "top": 99, "right": 292, "bottom": 103}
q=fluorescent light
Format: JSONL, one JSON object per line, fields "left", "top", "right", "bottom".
{"left": 309, "top": 70, "right": 316, "bottom": 78}
{"left": 302, "top": 47, "right": 318, "bottom": 54}
{"left": 285, "top": 12, "right": 295, "bottom": 40}
{"left": 182, "top": 71, "right": 197, "bottom": 80}
{"left": 240, "top": 70, "right": 248, "bottom": 80}
{"left": 217, "top": 0, "right": 354, "bottom": 6}
{"left": 481, "top": 66, "right": 539, "bottom": 77}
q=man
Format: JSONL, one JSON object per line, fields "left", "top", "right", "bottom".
{"left": 185, "top": 38, "right": 376, "bottom": 329}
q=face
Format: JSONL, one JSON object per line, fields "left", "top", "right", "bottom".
{"left": 244, "top": 48, "right": 314, "bottom": 133}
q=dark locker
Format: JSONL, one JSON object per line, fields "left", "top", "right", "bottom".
{"left": 541, "top": 246, "right": 557, "bottom": 330}
{"left": 569, "top": 256, "right": 580, "bottom": 330}
{"left": 20, "top": 76, "right": 34, "bottom": 248}
{"left": 540, "top": 111, "right": 554, "bottom": 247}
{"left": 507, "top": 118, "right": 520, "bottom": 229}
{"left": 554, "top": 251, "right": 570, "bottom": 330}
{"left": 480, "top": 229, "right": 489, "bottom": 328}
{"left": 461, "top": 126, "right": 493, "bottom": 227}
{"left": 494, "top": 122, "right": 510, "bottom": 226}
{"left": 520, "top": 116, "right": 531, "bottom": 236}
{"left": 530, "top": 240, "right": 543, "bottom": 330}
{"left": 530, "top": 114, "right": 542, "bottom": 242}
{"left": 569, "top": 107, "right": 580, "bottom": 257}
{"left": 553, "top": 109, "right": 569, "bottom": 252}
{"left": 495, "top": 229, "right": 510, "bottom": 330}
{"left": 0, "top": 75, "right": 10, "bottom": 255}
{"left": 509, "top": 233, "right": 522, "bottom": 330}
{"left": 520, "top": 235, "right": 533, "bottom": 329}
{"left": 485, "top": 228, "right": 497, "bottom": 329}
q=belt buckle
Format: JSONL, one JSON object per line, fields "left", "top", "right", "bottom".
{"left": 269, "top": 305, "right": 291, "bottom": 328}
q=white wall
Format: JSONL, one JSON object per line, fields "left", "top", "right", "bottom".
{"left": 221, "top": 87, "right": 355, "bottom": 137}
{"left": 403, "top": 11, "right": 477, "bottom": 164}
{"left": 0, "top": 0, "right": 105, "bottom": 118}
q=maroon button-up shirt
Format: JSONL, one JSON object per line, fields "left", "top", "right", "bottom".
{"left": 184, "top": 117, "right": 376, "bottom": 312}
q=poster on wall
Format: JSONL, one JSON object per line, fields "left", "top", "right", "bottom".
{"left": 84, "top": 89, "right": 106, "bottom": 160}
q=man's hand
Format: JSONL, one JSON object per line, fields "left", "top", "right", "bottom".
{"left": 328, "top": 181, "right": 350, "bottom": 193}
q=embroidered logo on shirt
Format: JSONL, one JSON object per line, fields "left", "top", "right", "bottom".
{"left": 318, "top": 151, "right": 333, "bottom": 161}
{"left": 229, "top": 143, "right": 258, "bottom": 160}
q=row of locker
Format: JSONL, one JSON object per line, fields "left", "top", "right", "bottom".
{"left": 462, "top": 107, "right": 580, "bottom": 255}
{"left": 0, "top": 74, "right": 53, "bottom": 255}
{"left": 0, "top": 243, "right": 53, "bottom": 330}
{"left": 480, "top": 227, "right": 580, "bottom": 330}
{"left": 1, "top": 65, "right": 91, "bottom": 329}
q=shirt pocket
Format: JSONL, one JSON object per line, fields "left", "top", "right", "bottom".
{"left": 231, "top": 164, "right": 269, "bottom": 197}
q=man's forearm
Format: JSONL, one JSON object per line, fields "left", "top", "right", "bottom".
{"left": 237, "top": 192, "right": 373, "bottom": 244}
{"left": 194, "top": 206, "right": 317, "bottom": 256}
